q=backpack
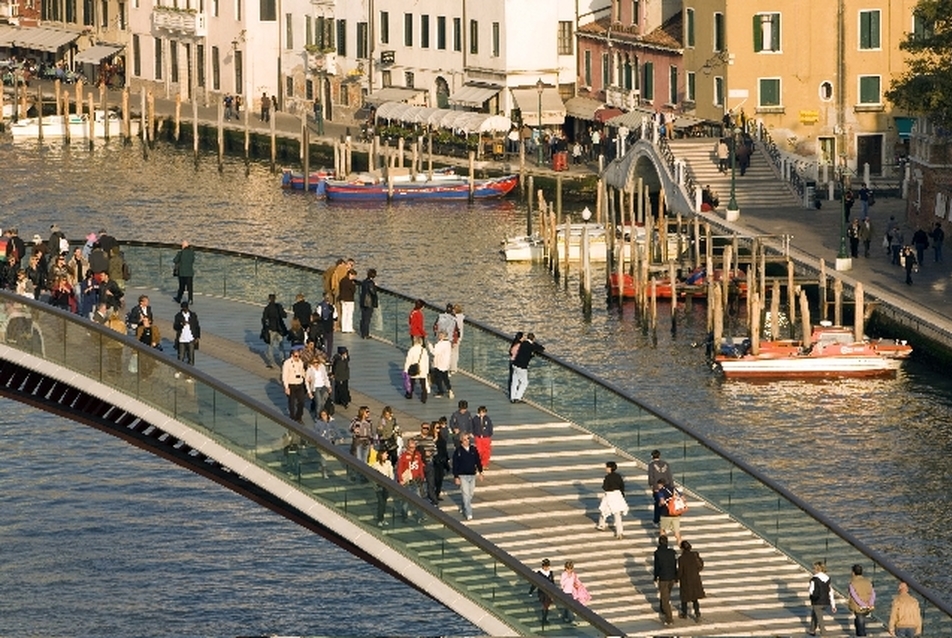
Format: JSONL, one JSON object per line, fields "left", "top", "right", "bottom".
{"left": 666, "top": 488, "right": 688, "bottom": 516}
{"left": 810, "top": 575, "right": 831, "bottom": 605}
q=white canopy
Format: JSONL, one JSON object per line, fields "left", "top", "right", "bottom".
{"left": 373, "top": 101, "right": 511, "bottom": 134}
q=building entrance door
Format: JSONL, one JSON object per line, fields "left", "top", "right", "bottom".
{"left": 857, "top": 134, "right": 883, "bottom": 175}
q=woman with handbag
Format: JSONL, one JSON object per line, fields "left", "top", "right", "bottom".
{"left": 559, "top": 561, "right": 591, "bottom": 625}
{"left": 403, "top": 336, "right": 430, "bottom": 403}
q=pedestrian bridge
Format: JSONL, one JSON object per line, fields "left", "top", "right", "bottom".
{"left": 1, "top": 243, "right": 949, "bottom": 637}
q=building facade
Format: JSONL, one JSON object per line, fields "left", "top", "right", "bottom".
{"left": 680, "top": 0, "right": 918, "bottom": 175}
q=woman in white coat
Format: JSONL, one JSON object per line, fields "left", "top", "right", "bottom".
{"left": 596, "top": 461, "right": 629, "bottom": 539}
{"left": 403, "top": 336, "right": 430, "bottom": 403}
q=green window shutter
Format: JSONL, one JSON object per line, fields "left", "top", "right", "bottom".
{"left": 860, "top": 11, "right": 870, "bottom": 48}
{"left": 859, "top": 76, "right": 880, "bottom": 103}
{"left": 871, "top": 11, "right": 880, "bottom": 48}
{"left": 760, "top": 78, "right": 779, "bottom": 106}
{"left": 753, "top": 14, "right": 763, "bottom": 52}
{"left": 644, "top": 62, "right": 654, "bottom": 100}
{"left": 687, "top": 9, "right": 695, "bottom": 47}
{"left": 771, "top": 14, "right": 780, "bottom": 51}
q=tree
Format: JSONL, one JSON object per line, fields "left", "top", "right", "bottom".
{"left": 885, "top": 0, "right": 952, "bottom": 131}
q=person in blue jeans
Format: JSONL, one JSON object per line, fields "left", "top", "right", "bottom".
{"left": 452, "top": 432, "right": 483, "bottom": 520}
{"left": 888, "top": 582, "right": 922, "bottom": 638}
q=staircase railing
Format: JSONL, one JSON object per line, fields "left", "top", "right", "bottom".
{"left": 0, "top": 287, "right": 621, "bottom": 637}
{"left": 657, "top": 134, "right": 700, "bottom": 208}
{"left": 758, "top": 123, "right": 806, "bottom": 200}
{"left": 34, "top": 242, "right": 952, "bottom": 635}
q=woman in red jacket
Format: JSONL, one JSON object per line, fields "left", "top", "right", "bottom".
{"left": 408, "top": 299, "right": 426, "bottom": 342}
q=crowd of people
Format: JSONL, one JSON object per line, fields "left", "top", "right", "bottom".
{"left": 0, "top": 225, "right": 201, "bottom": 378}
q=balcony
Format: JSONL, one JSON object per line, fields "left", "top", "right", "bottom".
{"left": 605, "top": 86, "right": 639, "bottom": 111}
{"left": 0, "top": 0, "right": 19, "bottom": 21}
{"left": 152, "top": 7, "right": 207, "bottom": 37}
{"left": 306, "top": 49, "right": 337, "bottom": 75}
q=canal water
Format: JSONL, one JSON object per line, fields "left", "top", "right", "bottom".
{"left": 1, "top": 141, "right": 950, "bottom": 635}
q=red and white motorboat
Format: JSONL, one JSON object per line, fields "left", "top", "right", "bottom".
{"left": 715, "top": 322, "right": 912, "bottom": 379}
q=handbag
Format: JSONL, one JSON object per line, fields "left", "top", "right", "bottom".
{"left": 407, "top": 346, "right": 424, "bottom": 376}
{"left": 259, "top": 325, "right": 269, "bottom": 344}
{"left": 173, "top": 264, "right": 180, "bottom": 277}
{"left": 667, "top": 489, "right": 688, "bottom": 516}
{"left": 573, "top": 577, "right": 592, "bottom": 605}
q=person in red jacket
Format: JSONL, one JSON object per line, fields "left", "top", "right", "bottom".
{"left": 408, "top": 299, "right": 426, "bottom": 342}
{"left": 396, "top": 438, "right": 425, "bottom": 522}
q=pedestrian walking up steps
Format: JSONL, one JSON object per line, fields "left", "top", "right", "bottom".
{"left": 134, "top": 287, "right": 868, "bottom": 638}
{"left": 416, "top": 419, "right": 862, "bottom": 637}
{"left": 667, "top": 137, "right": 802, "bottom": 211}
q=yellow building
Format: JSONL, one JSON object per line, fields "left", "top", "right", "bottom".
{"left": 680, "top": 0, "right": 919, "bottom": 176}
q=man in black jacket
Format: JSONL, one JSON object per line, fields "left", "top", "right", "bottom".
{"left": 510, "top": 332, "right": 544, "bottom": 402}
{"left": 653, "top": 535, "right": 678, "bottom": 626}
{"left": 261, "top": 293, "right": 288, "bottom": 369}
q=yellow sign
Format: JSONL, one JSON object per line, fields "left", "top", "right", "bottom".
{"left": 800, "top": 110, "right": 819, "bottom": 124}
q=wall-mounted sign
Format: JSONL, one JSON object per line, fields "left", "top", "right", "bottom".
{"left": 799, "top": 110, "right": 819, "bottom": 124}
{"left": 381, "top": 50, "right": 395, "bottom": 65}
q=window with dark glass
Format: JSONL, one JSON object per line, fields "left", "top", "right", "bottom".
{"left": 259, "top": 0, "right": 275, "bottom": 21}
{"left": 437, "top": 16, "right": 446, "bottom": 49}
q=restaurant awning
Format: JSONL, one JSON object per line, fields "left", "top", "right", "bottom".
{"left": 4, "top": 26, "right": 80, "bottom": 52}
{"left": 511, "top": 87, "right": 566, "bottom": 127}
{"left": 594, "top": 107, "right": 623, "bottom": 124}
{"left": 371, "top": 101, "right": 511, "bottom": 134}
{"left": 75, "top": 44, "right": 124, "bottom": 64}
{"left": 364, "top": 87, "right": 427, "bottom": 107}
{"left": 605, "top": 108, "right": 653, "bottom": 129}
{"left": 564, "top": 96, "right": 604, "bottom": 121}
{"left": 0, "top": 25, "right": 17, "bottom": 48}
{"left": 448, "top": 84, "right": 501, "bottom": 108}
{"left": 894, "top": 116, "right": 916, "bottom": 139}
{"left": 671, "top": 115, "right": 703, "bottom": 129}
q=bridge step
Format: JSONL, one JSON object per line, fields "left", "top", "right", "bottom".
{"left": 667, "top": 137, "right": 803, "bottom": 210}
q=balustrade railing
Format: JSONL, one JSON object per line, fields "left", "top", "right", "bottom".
{"left": 0, "top": 283, "right": 617, "bottom": 637}
{"left": 16, "top": 242, "right": 951, "bottom": 634}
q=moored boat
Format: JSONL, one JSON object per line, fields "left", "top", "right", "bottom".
{"left": 281, "top": 168, "right": 336, "bottom": 193}
{"left": 9, "top": 110, "right": 138, "bottom": 140}
{"left": 714, "top": 322, "right": 912, "bottom": 379}
{"left": 501, "top": 234, "right": 544, "bottom": 262}
{"left": 609, "top": 267, "right": 748, "bottom": 299}
{"left": 324, "top": 173, "right": 518, "bottom": 201}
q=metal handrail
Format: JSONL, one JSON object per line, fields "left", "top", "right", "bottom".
{"left": 71, "top": 241, "right": 952, "bottom": 624}
{"left": 0, "top": 287, "right": 622, "bottom": 637}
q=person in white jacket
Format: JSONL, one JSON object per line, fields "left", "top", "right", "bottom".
{"left": 428, "top": 330, "right": 454, "bottom": 398}
{"left": 305, "top": 354, "right": 331, "bottom": 422}
{"left": 404, "top": 337, "right": 430, "bottom": 403}
{"left": 596, "top": 461, "right": 628, "bottom": 539}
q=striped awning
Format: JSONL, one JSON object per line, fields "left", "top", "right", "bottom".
{"left": 364, "top": 87, "right": 427, "bottom": 107}
{"left": 2, "top": 26, "right": 80, "bottom": 52}
{"left": 448, "top": 84, "right": 501, "bottom": 108}
{"left": 511, "top": 86, "right": 565, "bottom": 126}
{"left": 564, "top": 95, "right": 604, "bottom": 121}
{"left": 75, "top": 44, "right": 124, "bottom": 64}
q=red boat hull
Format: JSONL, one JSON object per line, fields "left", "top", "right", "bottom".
{"left": 609, "top": 268, "right": 747, "bottom": 299}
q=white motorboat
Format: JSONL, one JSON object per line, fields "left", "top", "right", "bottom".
{"left": 501, "top": 233, "right": 544, "bottom": 262}
{"left": 9, "top": 110, "right": 139, "bottom": 140}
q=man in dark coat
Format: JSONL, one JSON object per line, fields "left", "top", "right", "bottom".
{"left": 358, "top": 268, "right": 378, "bottom": 339}
{"left": 292, "top": 293, "right": 312, "bottom": 332}
{"left": 261, "top": 293, "right": 288, "bottom": 369}
{"left": 653, "top": 535, "right": 678, "bottom": 626}
{"left": 173, "top": 240, "right": 196, "bottom": 304}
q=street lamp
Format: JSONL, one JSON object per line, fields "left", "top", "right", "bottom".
{"left": 536, "top": 78, "right": 544, "bottom": 166}
{"left": 835, "top": 155, "right": 852, "bottom": 270}
{"left": 725, "top": 127, "right": 741, "bottom": 221}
